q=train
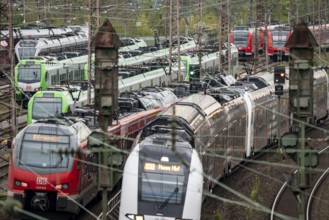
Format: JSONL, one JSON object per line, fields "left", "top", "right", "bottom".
{"left": 14, "top": 36, "right": 198, "bottom": 106}
{"left": 15, "top": 32, "right": 88, "bottom": 61}
{"left": 25, "top": 43, "right": 239, "bottom": 124}
{"left": 0, "top": 25, "right": 87, "bottom": 41}
{"left": 18, "top": 39, "right": 237, "bottom": 106}
{"left": 230, "top": 28, "right": 253, "bottom": 57}
{"left": 15, "top": 54, "right": 90, "bottom": 106}
{"left": 7, "top": 87, "right": 179, "bottom": 216}
{"left": 267, "top": 26, "right": 291, "bottom": 62}
{"left": 119, "top": 68, "right": 329, "bottom": 220}
{"left": 27, "top": 81, "right": 94, "bottom": 125}
{"left": 230, "top": 26, "right": 269, "bottom": 59}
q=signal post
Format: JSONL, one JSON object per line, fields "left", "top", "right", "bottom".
{"left": 281, "top": 22, "right": 319, "bottom": 220}
{"left": 88, "top": 19, "right": 123, "bottom": 220}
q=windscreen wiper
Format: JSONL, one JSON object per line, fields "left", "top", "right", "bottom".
{"left": 158, "top": 187, "right": 179, "bottom": 210}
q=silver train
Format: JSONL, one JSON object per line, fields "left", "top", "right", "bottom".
{"left": 15, "top": 32, "right": 88, "bottom": 61}
{"left": 119, "top": 69, "right": 328, "bottom": 220}
{"left": 1, "top": 25, "right": 87, "bottom": 40}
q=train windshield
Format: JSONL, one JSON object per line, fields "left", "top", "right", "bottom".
{"left": 18, "top": 48, "right": 37, "bottom": 60}
{"left": 18, "top": 65, "right": 41, "bottom": 83}
{"left": 138, "top": 141, "right": 192, "bottom": 216}
{"left": 141, "top": 170, "right": 185, "bottom": 204}
{"left": 19, "top": 132, "right": 70, "bottom": 169}
{"left": 272, "top": 31, "right": 288, "bottom": 48}
{"left": 32, "top": 97, "right": 62, "bottom": 120}
{"left": 232, "top": 32, "right": 248, "bottom": 47}
{"left": 139, "top": 95, "right": 162, "bottom": 109}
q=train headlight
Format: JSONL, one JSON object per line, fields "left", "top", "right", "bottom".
{"left": 34, "top": 87, "right": 41, "bottom": 92}
{"left": 125, "top": 214, "right": 144, "bottom": 220}
{"left": 15, "top": 180, "right": 28, "bottom": 188}
{"left": 18, "top": 87, "right": 23, "bottom": 91}
{"left": 55, "top": 183, "right": 69, "bottom": 190}
{"left": 62, "top": 183, "right": 69, "bottom": 189}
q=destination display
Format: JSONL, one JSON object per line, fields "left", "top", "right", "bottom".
{"left": 143, "top": 162, "right": 184, "bottom": 174}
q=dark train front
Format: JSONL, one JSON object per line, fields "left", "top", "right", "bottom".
{"left": 119, "top": 136, "right": 203, "bottom": 220}
{"left": 7, "top": 118, "right": 98, "bottom": 215}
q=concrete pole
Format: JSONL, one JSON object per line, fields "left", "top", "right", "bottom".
{"left": 9, "top": 0, "right": 16, "bottom": 138}
{"left": 177, "top": 0, "right": 181, "bottom": 82}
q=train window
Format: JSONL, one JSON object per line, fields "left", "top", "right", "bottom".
{"left": 140, "top": 172, "right": 184, "bottom": 204}
{"left": 19, "top": 133, "right": 70, "bottom": 169}
{"left": 60, "top": 73, "right": 67, "bottom": 84}
{"left": 50, "top": 75, "right": 56, "bottom": 85}
{"left": 18, "top": 66, "right": 41, "bottom": 83}
{"left": 32, "top": 97, "right": 62, "bottom": 121}
{"left": 68, "top": 70, "right": 74, "bottom": 81}
{"left": 74, "top": 70, "right": 79, "bottom": 79}
{"left": 18, "top": 48, "right": 37, "bottom": 60}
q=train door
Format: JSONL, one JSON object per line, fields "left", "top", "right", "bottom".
{"left": 221, "top": 126, "right": 230, "bottom": 176}
{"left": 231, "top": 119, "right": 238, "bottom": 167}
{"left": 267, "top": 31, "right": 273, "bottom": 57}
{"left": 56, "top": 69, "right": 60, "bottom": 85}
{"left": 212, "top": 131, "right": 223, "bottom": 182}
{"left": 81, "top": 144, "right": 98, "bottom": 206}
{"left": 246, "top": 32, "right": 253, "bottom": 56}
{"left": 240, "top": 115, "right": 247, "bottom": 158}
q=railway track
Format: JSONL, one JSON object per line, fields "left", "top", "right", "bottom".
{"left": 270, "top": 122, "right": 329, "bottom": 220}
{"left": 306, "top": 163, "right": 329, "bottom": 220}
{"left": 202, "top": 119, "right": 329, "bottom": 220}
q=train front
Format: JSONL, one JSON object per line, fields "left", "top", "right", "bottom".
{"left": 15, "top": 60, "right": 45, "bottom": 106}
{"left": 120, "top": 137, "right": 203, "bottom": 220}
{"left": 7, "top": 122, "right": 85, "bottom": 214}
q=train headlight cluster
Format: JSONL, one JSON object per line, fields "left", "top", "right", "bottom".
{"left": 15, "top": 180, "right": 28, "bottom": 188}
{"left": 55, "top": 183, "right": 69, "bottom": 190}
{"left": 125, "top": 214, "right": 144, "bottom": 220}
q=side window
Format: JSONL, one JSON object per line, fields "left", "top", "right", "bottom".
{"left": 69, "top": 70, "right": 74, "bottom": 81}
{"left": 51, "top": 75, "right": 56, "bottom": 85}
{"left": 45, "top": 71, "right": 48, "bottom": 82}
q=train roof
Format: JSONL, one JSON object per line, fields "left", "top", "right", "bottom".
{"left": 16, "top": 117, "right": 91, "bottom": 144}
{"left": 150, "top": 94, "right": 221, "bottom": 134}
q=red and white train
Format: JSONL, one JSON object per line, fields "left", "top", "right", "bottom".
{"left": 7, "top": 87, "right": 178, "bottom": 215}
{"left": 267, "top": 26, "right": 291, "bottom": 61}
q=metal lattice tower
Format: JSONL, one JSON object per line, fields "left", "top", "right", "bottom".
{"left": 166, "top": 0, "right": 181, "bottom": 83}
{"left": 218, "top": 0, "right": 230, "bottom": 73}
{"left": 252, "top": 0, "right": 268, "bottom": 72}
{"left": 87, "top": 0, "right": 99, "bottom": 104}
{"left": 0, "top": 0, "right": 16, "bottom": 140}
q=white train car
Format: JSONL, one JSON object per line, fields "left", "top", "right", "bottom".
{"left": 1, "top": 25, "right": 86, "bottom": 40}
{"left": 119, "top": 137, "right": 203, "bottom": 220}
{"left": 119, "top": 68, "right": 329, "bottom": 219}
{"left": 15, "top": 32, "right": 88, "bottom": 61}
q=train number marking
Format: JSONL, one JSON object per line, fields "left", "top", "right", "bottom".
{"left": 36, "top": 177, "right": 48, "bottom": 185}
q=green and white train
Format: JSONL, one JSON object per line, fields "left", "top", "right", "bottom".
{"left": 15, "top": 55, "right": 90, "bottom": 106}
{"left": 26, "top": 44, "right": 239, "bottom": 124}
{"left": 15, "top": 38, "right": 197, "bottom": 106}
{"left": 27, "top": 83, "right": 94, "bottom": 124}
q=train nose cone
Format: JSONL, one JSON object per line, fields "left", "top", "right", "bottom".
{"left": 31, "top": 193, "right": 49, "bottom": 211}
